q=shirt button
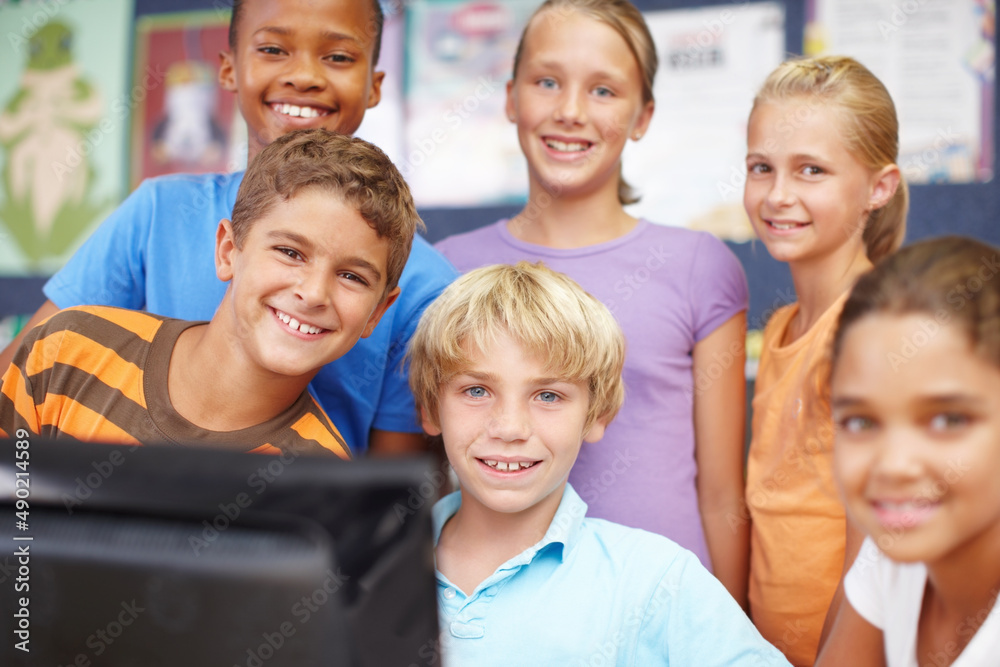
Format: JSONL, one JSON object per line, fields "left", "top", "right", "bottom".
{"left": 443, "top": 588, "right": 457, "bottom": 599}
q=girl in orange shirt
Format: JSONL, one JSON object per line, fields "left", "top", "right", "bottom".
{"left": 742, "top": 56, "right": 906, "bottom": 666}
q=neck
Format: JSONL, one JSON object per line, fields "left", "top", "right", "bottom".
{"left": 923, "top": 527, "right": 1000, "bottom": 637}
{"left": 508, "top": 180, "right": 637, "bottom": 248}
{"left": 437, "top": 486, "right": 564, "bottom": 594}
{"left": 786, "top": 245, "right": 872, "bottom": 342}
{"left": 167, "top": 320, "right": 313, "bottom": 432}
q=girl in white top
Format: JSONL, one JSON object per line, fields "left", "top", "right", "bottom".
{"left": 818, "top": 236, "right": 1000, "bottom": 667}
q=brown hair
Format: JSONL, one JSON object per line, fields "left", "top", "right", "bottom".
{"left": 230, "top": 128, "right": 421, "bottom": 294}
{"left": 408, "top": 261, "right": 626, "bottom": 433}
{"left": 832, "top": 235, "right": 1000, "bottom": 372}
{"left": 752, "top": 55, "right": 907, "bottom": 263}
{"left": 511, "top": 0, "right": 657, "bottom": 205}
{"left": 228, "top": 0, "right": 385, "bottom": 66}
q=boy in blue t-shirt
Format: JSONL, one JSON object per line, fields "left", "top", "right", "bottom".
{"left": 406, "top": 262, "right": 790, "bottom": 666}
{"left": 0, "top": 0, "right": 457, "bottom": 455}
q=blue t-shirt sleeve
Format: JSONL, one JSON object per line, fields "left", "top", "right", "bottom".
{"left": 638, "top": 549, "right": 791, "bottom": 666}
{"left": 44, "top": 181, "right": 153, "bottom": 310}
{"left": 370, "top": 240, "right": 458, "bottom": 434}
{"left": 689, "top": 233, "right": 749, "bottom": 342}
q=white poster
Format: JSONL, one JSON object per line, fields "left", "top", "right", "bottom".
{"left": 806, "top": 0, "right": 995, "bottom": 183}
{"left": 623, "top": 3, "right": 785, "bottom": 242}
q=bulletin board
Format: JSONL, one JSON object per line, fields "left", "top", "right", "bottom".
{"left": 0, "top": 0, "right": 998, "bottom": 337}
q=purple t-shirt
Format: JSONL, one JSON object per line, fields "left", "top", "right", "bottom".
{"left": 435, "top": 219, "right": 748, "bottom": 568}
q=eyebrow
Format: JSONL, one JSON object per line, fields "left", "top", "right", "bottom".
{"left": 457, "top": 370, "right": 575, "bottom": 386}
{"left": 831, "top": 393, "right": 986, "bottom": 409}
{"left": 252, "top": 26, "right": 361, "bottom": 45}
{"left": 266, "top": 230, "right": 384, "bottom": 283}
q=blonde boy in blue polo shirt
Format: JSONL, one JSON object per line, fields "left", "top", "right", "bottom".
{"left": 407, "top": 262, "right": 790, "bottom": 666}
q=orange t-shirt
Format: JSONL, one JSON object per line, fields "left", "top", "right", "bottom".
{"left": 746, "top": 293, "right": 848, "bottom": 666}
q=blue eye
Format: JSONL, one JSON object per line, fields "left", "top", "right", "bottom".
{"left": 537, "top": 391, "right": 559, "bottom": 403}
{"left": 593, "top": 86, "right": 614, "bottom": 98}
{"left": 466, "top": 386, "right": 487, "bottom": 398}
{"left": 538, "top": 77, "right": 557, "bottom": 90}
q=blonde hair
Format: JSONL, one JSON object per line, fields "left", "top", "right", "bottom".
{"left": 408, "top": 261, "right": 626, "bottom": 432}
{"left": 752, "top": 55, "right": 907, "bottom": 263}
{"left": 231, "top": 129, "right": 422, "bottom": 295}
{"left": 512, "top": 0, "right": 657, "bottom": 206}
{"left": 833, "top": 236, "right": 1000, "bottom": 372}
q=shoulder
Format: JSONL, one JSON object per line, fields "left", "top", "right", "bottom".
{"left": 39, "top": 306, "right": 166, "bottom": 334}
{"left": 132, "top": 171, "right": 242, "bottom": 213}
{"left": 433, "top": 221, "right": 505, "bottom": 266}
{"left": 577, "top": 516, "right": 688, "bottom": 572}
{"left": 402, "top": 235, "right": 460, "bottom": 284}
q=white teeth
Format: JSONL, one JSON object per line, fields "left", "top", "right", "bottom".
{"left": 770, "top": 221, "right": 800, "bottom": 230}
{"left": 483, "top": 459, "right": 535, "bottom": 471}
{"left": 546, "top": 139, "right": 589, "bottom": 152}
{"left": 274, "top": 309, "right": 325, "bottom": 335}
{"left": 275, "top": 103, "right": 322, "bottom": 119}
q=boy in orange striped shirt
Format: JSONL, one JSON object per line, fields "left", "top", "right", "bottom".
{"left": 0, "top": 129, "right": 417, "bottom": 457}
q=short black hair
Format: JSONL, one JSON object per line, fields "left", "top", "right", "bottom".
{"left": 228, "top": 0, "right": 384, "bottom": 66}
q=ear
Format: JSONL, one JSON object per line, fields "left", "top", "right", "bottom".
{"left": 367, "top": 70, "right": 385, "bottom": 109}
{"left": 218, "top": 50, "right": 237, "bottom": 93}
{"left": 216, "top": 219, "right": 237, "bottom": 282}
{"left": 868, "top": 163, "right": 901, "bottom": 211}
{"left": 360, "top": 285, "right": 400, "bottom": 338}
{"left": 582, "top": 416, "right": 608, "bottom": 444}
{"left": 630, "top": 100, "right": 655, "bottom": 142}
{"left": 505, "top": 79, "right": 516, "bottom": 123}
{"left": 419, "top": 406, "right": 441, "bottom": 437}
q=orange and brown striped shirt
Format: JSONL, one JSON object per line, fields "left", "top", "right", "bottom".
{"left": 0, "top": 306, "right": 350, "bottom": 459}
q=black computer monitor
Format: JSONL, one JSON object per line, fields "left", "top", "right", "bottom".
{"left": 1, "top": 437, "right": 441, "bottom": 667}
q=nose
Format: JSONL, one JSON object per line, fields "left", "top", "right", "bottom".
{"left": 554, "top": 87, "right": 586, "bottom": 127}
{"left": 283, "top": 53, "right": 326, "bottom": 92}
{"left": 764, "top": 173, "right": 796, "bottom": 209}
{"left": 487, "top": 398, "right": 531, "bottom": 443}
{"left": 294, "top": 266, "right": 333, "bottom": 309}
{"left": 869, "top": 429, "right": 922, "bottom": 483}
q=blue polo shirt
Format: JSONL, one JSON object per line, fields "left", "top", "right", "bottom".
{"left": 432, "top": 485, "right": 791, "bottom": 666}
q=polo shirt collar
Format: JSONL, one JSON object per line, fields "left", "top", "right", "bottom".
{"left": 431, "top": 483, "right": 588, "bottom": 564}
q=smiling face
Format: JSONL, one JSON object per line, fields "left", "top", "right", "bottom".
{"left": 219, "top": 0, "right": 384, "bottom": 161}
{"left": 422, "top": 331, "right": 606, "bottom": 525}
{"left": 744, "top": 97, "right": 896, "bottom": 269}
{"left": 832, "top": 313, "right": 1000, "bottom": 567}
{"left": 505, "top": 9, "right": 653, "bottom": 202}
{"left": 216, "top": 186, "right": 397, "bottom": 380}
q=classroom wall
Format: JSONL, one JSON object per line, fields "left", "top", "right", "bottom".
{"left": 1, "top": 0, "right": 997, "bottom": 328}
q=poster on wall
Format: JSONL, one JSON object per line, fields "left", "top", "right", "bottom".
{"left": 131, "top": 10, "right": 246, "bottom": 189}
{"left": 403, "top": 0, "right": 537, "bottom": 207}
{"left": 0, "top": 0, "right": 134, "bottom": 275}
{"left": 806, "top": 0, "right": 995, "bottom": 183}
{"left": 623, "top": 2, "right": 785, "bottom": 243}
